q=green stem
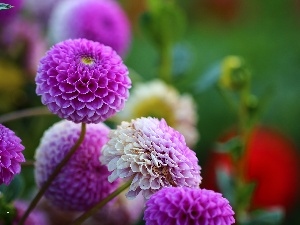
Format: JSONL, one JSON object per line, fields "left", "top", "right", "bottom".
{"left": 159, "top": 43, "right": 172, "bottom": 83}
{"left": 0, "top": 106, "right": 52, "bottom": 123}
{"left": 71, "top": 180, "right": 132, "bottom": 225}
{"left": 21, "top": 160, "right": 35, "bottom": 167}
{"left": 18, "top": 123, "right": 87, "bottom": 225}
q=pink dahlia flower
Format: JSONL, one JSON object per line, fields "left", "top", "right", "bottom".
{"left": 48, "top": 0, "right": 131, "bottom": 56}
{"left": 12, "top": 200, "right": 49, "bottom": 225}
{"left": 0, "top": 124, "right": 25, "bottom": 185}
{"left": 100, "top": 117, "right": 201, "bottom": 199}
{"left": 35, "top": 38, "right": 131, "bottom": 124}
{"left": 144, "top": 187, "right": 235, "bottom": 225}
{"left": 34, "top": 120, "right": 120, "bottom": 211}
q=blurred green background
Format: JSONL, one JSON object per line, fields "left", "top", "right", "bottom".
{"left": 123, "top": 1, "right": 300, "bottom": 224}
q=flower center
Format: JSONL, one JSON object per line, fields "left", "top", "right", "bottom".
{"left": 81, "top": 57, "right": 94, "bottom": 65}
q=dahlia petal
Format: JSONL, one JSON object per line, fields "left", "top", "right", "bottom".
{"left": 0, "top": 124, "right": 25, "bottom": 185}
{"left": 34, "top": 120, "right": 118, "bottom": 210}
{"left": 35, "top": 39, "right": 131, "bottom": 123}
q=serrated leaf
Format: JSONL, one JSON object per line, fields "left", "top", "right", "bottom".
{"left": 0, "top": 3, "right": 13, "bottom": 10}
{"left": 194, "top": 62, "right": 221, "bottom": 93}
{"left": 0, "top": 175, "right": 24, "bottom": 203}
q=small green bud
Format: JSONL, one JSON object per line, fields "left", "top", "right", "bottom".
{"left": 219, "top": 56, "right": 251, "bottom": 91}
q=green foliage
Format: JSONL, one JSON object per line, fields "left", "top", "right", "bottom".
{"left": 0, "top": 3, "right": 13, "bottom": 10}
{"left": 0, "top": 175, "right": 24, "bottom": 203}
{"left": 140, "top": 0, "right": 186, "bottom": 48}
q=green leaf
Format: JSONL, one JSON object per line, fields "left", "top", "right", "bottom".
{"left": 0, "top": 3, "right": 13, "bottom": 10}
{"left": 0, "top": 175, "right": 24, "bottom": 203}
{"left": 216, "top": 167, "right": 235, "bottom": 205}
{"left": 172, "top": 43, "right": 193, "bottom": 77}
{"left": 194, "top": 62, "right": 221, "bottom": 93}
{"left": 140, "top": 0, "right": 186, "bottom": 48}
{"left": 240, "top": 208, "right": 285, "bottom": 225}
{"left": 236, "top": 182, "right": 256, "bottom": 211}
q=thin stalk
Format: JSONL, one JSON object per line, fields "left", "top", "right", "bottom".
{"left": 18, "top": 123, "right": 87, "bottom": 225}
{"left": 159, "top": 43, "right": 172, "bottom": 83}
{"left": 21, "top": 160, "right": 35, "bottom": 167}
{"left": 0, "top": 106, "right": 52, "bottom": 123}
{"left": 71, "top": 180, "right": 132, "bottom": 225}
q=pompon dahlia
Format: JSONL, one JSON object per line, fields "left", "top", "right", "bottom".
{"left": 12, "top": 200, "right": 49, "bottom": 225}
{"left": 100, "top": 117, "right": 201, "bottom": 199}
{"left": 48, "top": 0, "right": 131, "bottom": 56}
{"left": 35, "top": 38, "right": 131, "bottom": 124}
{"left": 115, "top": 79, "right": 199, "bottom": 147}
{"left": 144, "top": 187, "right": 235, "bottom": 225}
{"left": 34, "top": 120, "right": 120, "bottom": 211}
{"left": 0, "top": 124, "right": 25, "bottom": 185}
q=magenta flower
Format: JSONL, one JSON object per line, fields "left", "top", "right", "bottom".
{"left": 0, "top": 124, "right": 25, "bottom": 185}
{"left": 144, "top": 187, "right": 235, "bottom": 225}
{"left": 100, "top": 117, "right": 201, "bottom": 199}
{"left": 13, "top": 200, "right": 50, "bottom": 225}
{"left": 48, "top": 0, "right": 131, "bottom": 56}
{"left": 34, "top": 120, "right": 120, "bottom": 211}
{"left": 35, "top": 38, "right": 131, "bottom": 124}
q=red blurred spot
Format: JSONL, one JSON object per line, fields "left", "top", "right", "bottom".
{"left": 202, "top": 126, "right": 300, "bottom": 211}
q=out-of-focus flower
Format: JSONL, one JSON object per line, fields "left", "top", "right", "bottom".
{"left": 0, "top": 124, "right": 25, "bottom": 185}
{"left": 144, "top": 187, "right": 235, "bottom": 225}
{"left": 0, "top": 60, "right": 25, "bottom": 112}
{"left": 202, "top": 126, "right": 300, "bottom": 211}
{"left": 83, "top": 190, "right": 145, "bottom": 225}
{"left": 37, "top": 198, "right": 77, "bottom": 225}
{"left": 100, "top": 117, "right": 201, "bottom": 199}
{"left": 48, "top": 0, "right": 131, "bottom": 56}
{"left": 12, "top": 200, "right": 49, "bottom": 225}
{"left": 23, "top": 0, "right": 62, "bottom": 26}
{"left": 115, "top": 79, "right": 199, "bottom": 147}
{"left": 1, "top": 17, "right": 47, "bottom": 76}
{"left": 0, "top": 0, "right": 23, "bottom": 25}
{"left": 34, "top": 120, "right": 120, "bottom": 211}
{"left": 35, "top": 38, "right": 131, "bottom": 124}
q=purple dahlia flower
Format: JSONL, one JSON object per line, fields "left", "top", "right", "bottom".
{"left": 34, "top": 120, "right": 120, "bottom": 211}
{"left": 144, "top": 187, "right": 235, "bottom": 225}
{"left": 13, "top": 200, "right": 49, "bottom": 225}
{"left": 100, "top": 117, "right": 202, "bottom": 199}
{"left": 0, "top": 124, "right": 25, "bottom": 185}
{"left": 35, "top": 38, "right": 131, "bottom": 124}
{"left": 48, "top": 0, "right": 131, "bottom": 56}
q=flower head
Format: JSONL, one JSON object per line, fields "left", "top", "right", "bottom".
{"left": 35, "top": 38, "right": 131, "bottom": 124}
{"left": 115, "top": 80, "right": 199, "bottom": 147}
{"left": 34, "top": 120, "right": 119, "bottom": 211}
{"left": 48, "top": 0, "right": 131, "bottom": 56}
{"left": 0, "top": 124, "right": 25, "bottom": 185}
{"left": 13, "top": 200, "right": 49, "bottom": 225}
{"left": 100, "top": 117, "right": 201, "bottom": 199}
{"left": 144, "top": 187, "right": 235, "bottom": 225}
